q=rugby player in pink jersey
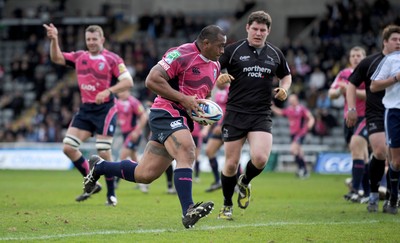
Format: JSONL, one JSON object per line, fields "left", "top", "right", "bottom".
{"left": 43, "top": 24, "right": 133, "bottom": 206}
{"left": 328, "top": 46, "right": 369, "bottom": 203}
{"left": 82, "top": 25, "right": 227, "bottom": 228}
{"left": 271, "top": 94, "right": 315, "bottom": 178}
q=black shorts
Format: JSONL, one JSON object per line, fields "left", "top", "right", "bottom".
{"left": 122, "top": 132, "right": 142, "bottom": 150}
{"left": 367, "top": 117, "right": 385, "bottom": 135}
{"left": 222, "top": 110, "right": 272, "bottom": 142}
{"left": 70, "top": 102, "right": 117, "bottom": 136}
{"left": 344, "top": 117, "right": 366, "bottom": 144}
{"left": 149, "top": 108, "right": 192, "bottom": 144}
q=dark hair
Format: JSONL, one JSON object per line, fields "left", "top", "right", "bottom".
{"left": 247, "top": 11, "right": 272, "bottom": 28}
{"left": 197, "top": 25, "right": 225, "bottom": 43}
{"left": 382, "top": 24, "right": 400, "bottom": 41}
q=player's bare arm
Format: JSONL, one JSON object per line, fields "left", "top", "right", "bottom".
{"left": 43, "top": 23, "right": 66, "bottom": 65}
{"left": 145, "top": 65, "right": 202, "bottom": 115}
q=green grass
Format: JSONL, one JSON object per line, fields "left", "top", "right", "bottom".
{"left": 1, "top": 170, "right": 399, "bottom": 242}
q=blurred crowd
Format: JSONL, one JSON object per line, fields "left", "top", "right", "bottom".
{"left": 0, "top": 0, "right": 399, "bottom": 143}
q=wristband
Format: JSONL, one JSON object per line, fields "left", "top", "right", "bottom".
{"left": 108, "top": 88, "right": 113, "bottom": 95}
{"left": 394, "top": 75, "right": 398, "bottom": 82}
{"left": 348, "top": 107, "right": 356, "bottom": 112}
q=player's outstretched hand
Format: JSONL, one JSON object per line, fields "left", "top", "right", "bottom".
{"left": 43, "top": 23, "right": 58, "bottom": 40}
{"left": 274, "top": 87, "right": 288, "bottom": 101}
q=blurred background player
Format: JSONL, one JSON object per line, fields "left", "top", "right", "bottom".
{"left": 271, "top": 94, "right": 315, "bottom": 178}
{"left": 328, "top": 46, "right": 369, "bottom": 203}
{"left": 346, "top": 25, "right": 400, "bottom": 213}
{"left": 114, "top": 89, "right": 148, "bottom": 192}
{"left": 43, "top": 23, "right": 133, "bottom": 206}
{"left": 192, "top": 122, "right": 203, "bottom": 183}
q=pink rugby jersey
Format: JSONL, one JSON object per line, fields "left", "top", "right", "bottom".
{"left": 116, "top": 96, "right": 145, "bottom": 134}
{"left": 153, "top": 42, "right": 221, "bottom": 112}
{"left": 330, "top": 68, "right": 366, "bottom": 118}
{"left": 63, "top": 49, "right": 128, "bottom": 104}
{"left": 214, "top": 86, "right": 229, "bottom": 125}
{"left": 282, "top": 105, "right": 310, "bottom": 137}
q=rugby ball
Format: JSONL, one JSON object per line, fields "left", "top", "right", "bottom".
{"left": 191, "top": 99, "right": 223, "bottom": 125}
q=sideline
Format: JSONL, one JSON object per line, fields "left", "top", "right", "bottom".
{"left": 0, "top": 220, "right": 386, "bottom": 241}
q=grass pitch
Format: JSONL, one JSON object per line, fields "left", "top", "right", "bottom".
{"left": 1, "top": 169, "right": 399, "bottom": 242}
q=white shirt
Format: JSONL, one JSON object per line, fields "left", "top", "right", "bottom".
{"left": 371, "top": 51, "right": 400, "bottom": 109}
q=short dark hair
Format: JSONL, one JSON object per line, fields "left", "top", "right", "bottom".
{"left": 247, "top": 11, "right": 272, "bottom": 28}
{"left": 382, "top": 24, "right": 400, "bottom": 41}
{"left": 197, "top": 25, "right": 225, "bottom": 43}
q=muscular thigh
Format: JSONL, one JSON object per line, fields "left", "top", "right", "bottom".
{"left": 135, "top": 141, "right": 173, "bottom": 182}
{"left": 164, "top": 129, "right": 196, "bottom": 168}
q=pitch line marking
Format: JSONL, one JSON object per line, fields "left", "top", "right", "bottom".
{"left": 0, "top": 220, "right": 391, "bottom": 241}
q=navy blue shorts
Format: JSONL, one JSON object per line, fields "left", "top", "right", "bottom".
{"left": 70, "top": 102, "right": 117, "bottom": 136}
{"left": 291, "top": 134, "right": 305, "bottom": 144}
{"left": 122, "top": 132, "right": 142, "bottom": 150}
{"left": 385, "top": 109, "right": 400, "bottom": 148}
{"left": 222, "top": 110, "right": 272, "bottom": 142}
{"left": 353, "top": 118, "right": 368, "bottom": 141}
{"left": 149, "top": 108, "right": 192, "bottom": 144}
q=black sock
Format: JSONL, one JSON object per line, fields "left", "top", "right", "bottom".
{"left": 386, "top": 170, "right": 391, "bottom": 200}
{"left": 368, "top": 156, "right": 386, "bottom": 193}
{"left": 194, "top": 160, "right": 200, "bottom": 178}
{"left": 165, "top": 165, "right": 173, "bottom": 188}
{"left": 295, "top": 155, "right": 306, "bottom": 171}
{"left": 241, "top": 160, "right": 263, "bottom": 185}
{"left": 389, "top": 165, "right": 400, "bottom": 205}
{"left": 209, "top": 157, "right": 220, "bottom": 183}
{"left": 221, "top": 172, "right": 236, "bottom": 206}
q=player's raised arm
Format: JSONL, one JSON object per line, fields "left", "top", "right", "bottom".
{"left": 43, "top": 23, "right": 65, "bottom": 65}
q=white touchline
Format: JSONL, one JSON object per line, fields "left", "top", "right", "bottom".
{"left": 0, "top": 220, "right": 385, "bottom": 241}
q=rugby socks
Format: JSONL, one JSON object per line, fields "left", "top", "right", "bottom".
{"left": 209, "top": 157, "right": 220, "bottom": 183}
{"left": 295, "top": 155, "right": 307, "bottom": 172}
{"left": 95, "top": 160, "right": 137, "bottom": 182}
{"left": 194, "top": 160, "right": 200, "bottom": 179}
{"left": 105, "top": 176, "right": 115, "bottom": 197}
{"left": 221, "top": 172, "right": 236, "bottom": 206}
{"left": 174, "top": 168, "right": 193, "bottom": 215}
{"left": 368, "top": 156, "right": 386, "bottom": 193}
{"left": 361, "top": 163, "right": 370, "bottom": 197}
{"left": 388, "top": 164, "right": 400, "bottom": 205}
{"left": 241, "top": 160, "right": 263, "bottom": 185}
{"left": 351, "top": 159, "right": 364, "bottom": 192}
{"left": 165, "top": 165, "right": 174, "bottom": 189}
{"left": 385, "top": 170, "right": 391, "bottom": 200}
{"left": 72, "top": 156, "right": 89, "bottom": 176}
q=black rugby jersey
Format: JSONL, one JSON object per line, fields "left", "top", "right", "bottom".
{"left": 219, "top": 39, "right": 291, "bottom": 114}
{"left": 349, "top": 52, "right": 385, "bottom": 120}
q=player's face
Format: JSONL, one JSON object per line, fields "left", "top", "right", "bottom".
{"left": 349, "top": 50, "right": 365, "bottom": 68}
{"left": 85, "top": 31, "right": 104, "bottom": 55}
{"left": 246, "top": 22, "right": 270, "bottom": 48}
{"left": 204, "top": 34, "right": 226, "bottom": 61}
{"left": 384, "top": 32, "right": 400, "bottom": 54}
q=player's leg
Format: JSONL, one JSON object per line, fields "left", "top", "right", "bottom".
{"left": 63, "top": 127, "right": 92, "bottom": 177}
{"left": 163, "top": 129, "right": 214, "bottom": 228}
{"left": 348, "top": 134, "right": 368, "bottom": 202}
{"left": 96, "top": 135, "right": 118, "bottom": 206}
{"left": 205, "top": 137, "right": 223, "bottom": 192}
{"left": 219, "top": 135, "right": 245, "bottom": 219}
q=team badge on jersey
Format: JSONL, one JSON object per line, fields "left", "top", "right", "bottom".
{"left": 164, "top": 50, "right": 181, "bottom": 64}
{"left": 118, "top": 64, "right": 127, "bottom": 73}
{"left": 98, "top": 62, "right": 105, "bottom": 71}
{"left": 213, "top": 68, "right": 217, "bottom": 80}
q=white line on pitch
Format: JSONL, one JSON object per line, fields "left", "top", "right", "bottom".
{"left": 0, "top": 220, "right": 389, "bottom": 241}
